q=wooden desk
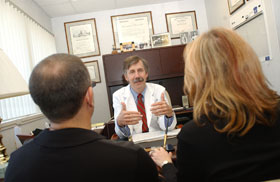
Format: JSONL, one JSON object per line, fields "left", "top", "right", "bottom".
{"left": 175, "top": 108, "right": 193, "bottom": 115}
{"left": 98, "top": 107, "right": 193, "bottom": 140}
{"left": 136, "top": 137, "right": 177, "bottom": 148}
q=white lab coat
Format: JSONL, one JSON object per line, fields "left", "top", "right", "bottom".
{"left": 113, "top": 83, "right": 177, "bottom": 138}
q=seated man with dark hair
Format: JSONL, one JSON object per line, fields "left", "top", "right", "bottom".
{"left": 5, "top": 53, "right": 158, "bottom": 182}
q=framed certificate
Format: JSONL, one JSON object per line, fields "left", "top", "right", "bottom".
{"left": 227, "top": 0, "right": 245, "bottom": 15}
{"left": 84, "top": 60, "right": 101, "bottom": 83}
{"left": 165, "top": 11, "right": 198, "bottom": 39}
{"left": 111, "top": 11, "right": 154, "bottom": 49}
{"left": 64, "top": 18, "right": 100, "bottom": 58}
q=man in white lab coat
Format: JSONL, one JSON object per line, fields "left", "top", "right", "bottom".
{"left": 113, "top": 55, "right": 177, "bottom": 139}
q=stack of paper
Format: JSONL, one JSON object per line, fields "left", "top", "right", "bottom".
{"left": 172, "top": 106, "right": 184, "bottom": 112}
{"left": 132, "top": 128, "right": 181, "bottom": 144}
{"left": 91, "top": 122, "right": 105, "bottom": 130}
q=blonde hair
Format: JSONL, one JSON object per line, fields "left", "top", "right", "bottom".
{"left": 184, "top": 27, "right": 279, "bottom": 136}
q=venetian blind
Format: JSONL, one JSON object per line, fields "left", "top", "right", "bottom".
{"left": 0, "top": 0, "right": 56, "bottom": 121}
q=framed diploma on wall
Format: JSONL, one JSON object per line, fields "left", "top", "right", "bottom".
{"left": 165, "top": 11, "right": 198, "bottom": 39}
{"left": 111, "top": 11, "right": 154, "bottom": 49}
{"left": 227, "top": 0, "right": 245, "bottom": 15}
{"left": 84, "top": 60, "right": 101, "bottom": 83}
{"left": 64, "top": 18, "right": 100, "bottom": 58}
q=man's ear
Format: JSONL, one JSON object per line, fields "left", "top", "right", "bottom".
{"left": 124, "top": 74, "right": 128, "bottom": 82}
{"left": 85, "top": 87, "right": 93, "bottom": 107}
{"left": 144, "top": 72, "right": 149, "bottom": 80}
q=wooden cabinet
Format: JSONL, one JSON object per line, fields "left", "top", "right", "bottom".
{"left": 103, "top": 53, "right": 130, "bottom": 86}
{"left": 103, "top": 44, "right": 186, "bottom": 116}
{"left": 160, "top": 46, "right": 185, "bottom": 75}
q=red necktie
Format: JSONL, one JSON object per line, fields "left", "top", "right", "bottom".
{"left": 137, "top": 94, "right": 148, "bottom": 132}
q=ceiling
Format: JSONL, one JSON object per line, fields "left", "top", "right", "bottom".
{"left": 33, "top": 0, "right": 182, "bottom": 18}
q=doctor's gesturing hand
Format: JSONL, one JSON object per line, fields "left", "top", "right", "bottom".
{"left": 150, "top": 92, "right": 173, "bottom": 118}
{"left": 117, "top": 102, "right": 142, "bottom": 127}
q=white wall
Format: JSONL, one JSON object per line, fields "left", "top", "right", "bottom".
{"left": 272, "top": 0, "right": 280, "bottom": 47}
{"left": 261, "top": 0, "right": 280, "bottom": 93}
{"left": 204, "top": 0, "right": 230, "bottom": 28}
{"left": 10, "top": 0, "right": 52, "bottom": 32}
{"left": 51, "top": 0, "right": 209, "bottom": 124}
{"left": 204, "top": 0, "right": 280, "bottom": 94}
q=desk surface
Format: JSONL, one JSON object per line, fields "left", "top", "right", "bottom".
{"left": 136, "top": 137, "right": 177, "bottom": 148}
{"left": 174, "top": 107, "right": 193, "bottom": 115}
{"left": 96, "top": 107, "right": 193, "bottom": 140}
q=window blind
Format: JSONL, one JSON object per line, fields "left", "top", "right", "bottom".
{"left": 0, "top": 0, "right": 56, "bottom": 121}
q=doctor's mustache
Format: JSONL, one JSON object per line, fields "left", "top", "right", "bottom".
{"left": 133, "top": 77, "right": 144, "bottom": 83}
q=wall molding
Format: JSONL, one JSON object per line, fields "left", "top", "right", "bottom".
{"left": 1, "top": 113, "right": 46, "bottom": 131}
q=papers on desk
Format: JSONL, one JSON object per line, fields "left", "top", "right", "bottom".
{"left": 91, "top": 123, "right": 105, "bottom": 130}
{"left": 172, "top": 106, "right": 184, "bottom": 112}
{"left": 132, "top": 128, "right": 181, "bottom": 144}
{"left": 91, "top": 123, "right": 105, "bottom": 134}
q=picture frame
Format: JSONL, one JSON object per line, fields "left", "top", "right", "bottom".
{"left": 120, "top": 41, "right": 136, "bottom": 52}
{"left": 151, "top": 32, "right": 171, "bottom": 48}
{"left": 190, "top": 30, "right": 199, "bottom": 41}
{"left": 84, "top": 60, "right": 101, "bottom": 83}
{"left": 64, "top": 18, "right": 100, "bottom": 58}
{"left": 165, "top": 11, "right": 198, "bottom": 39}
{"left": 179, "top": 32, "right": 191, "bottom": 44}
{"left": 138, "top": 42, "right": 149, "bottom": 49}
{"left": 111, "top": 11, "right": 154, "bottom": 49}
{"left": 227, "top": 0, "right": 245, "bottom": 15}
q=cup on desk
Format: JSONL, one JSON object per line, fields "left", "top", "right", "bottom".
{"left": 182, "top": 95, "right": 189, "bottom": 108}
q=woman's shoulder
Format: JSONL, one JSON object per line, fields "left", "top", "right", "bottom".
{"left": 178, "top": 117, "right": 217, "bottom": 142}
{"left": 178, "top": 120, "right": 202, "bottom": 138}
{"left": 180, "top": 116, "right": 211, "bottom": 132}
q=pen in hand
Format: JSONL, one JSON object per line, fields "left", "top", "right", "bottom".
{"left": 163, "top": 120, "right": 168, "bottom": 149}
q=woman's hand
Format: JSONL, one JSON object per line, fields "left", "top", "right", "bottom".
{"left": 149, "top": 147, "right": 173, "bottom": 167}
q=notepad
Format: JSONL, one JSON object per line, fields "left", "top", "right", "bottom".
{"left": 91, "top": 122, "right": 105, "bottom": 130}
{"left": 172, "top": 105, "right": 184, "bottom": 112}
{"left": 132, "top": 128, "right": 181, "bottom": 144}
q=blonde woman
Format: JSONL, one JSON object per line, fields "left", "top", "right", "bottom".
{"left": 150, "top": 28, "right": 280, "bottom": 182}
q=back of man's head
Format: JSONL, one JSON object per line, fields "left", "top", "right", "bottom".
{"left": 29, "top": 53, "right": 91, "bottom": 123}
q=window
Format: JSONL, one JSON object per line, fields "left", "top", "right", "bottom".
{"left": 0, "top": 0, "right": 56, "bottom": 121}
